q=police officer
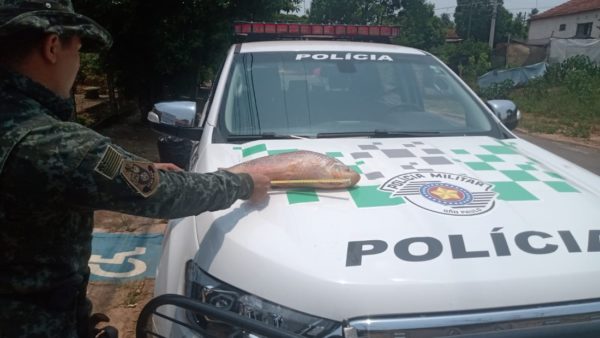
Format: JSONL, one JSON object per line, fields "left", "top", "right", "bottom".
{"left": 0, "top": 1, "right": 270, "bottom": 337}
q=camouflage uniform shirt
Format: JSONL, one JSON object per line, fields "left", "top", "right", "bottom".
{"left": 0, "top": 68, "right": 253, "bottom": 338}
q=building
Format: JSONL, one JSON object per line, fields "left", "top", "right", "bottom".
{"left": 528, "top": 0, "right": 600, "bottom": 41}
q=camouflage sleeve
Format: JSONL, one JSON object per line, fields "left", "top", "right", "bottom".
{"left": 65, "top": 133, "right": 254, "bottom": 218}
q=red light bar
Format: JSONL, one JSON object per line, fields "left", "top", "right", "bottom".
{"left": 277, "top": 23, "right": 288, "bottom": 33}
{"left": 234, "top": 22, "right": 400, "bottom": 38}
{"left": 264, "top": 23, "right": 276, "bottom": 33}
{"left": 289, "top": 23, "right": 300, "bottom": 34}
{"left": 312, "top": 24, "right": 323, "bottom": 35}
{"left": 300, "top": 24, "right": 311, "bottom": 34}
{"left": 252, "top": 23, "right": 264, "bottom": 33}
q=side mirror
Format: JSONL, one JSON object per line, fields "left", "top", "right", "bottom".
{"left": 147, "top": 101, "right": 204, "bottom": 141}
{"left": 486, "top": 99, "right": 521, "bottom": 130}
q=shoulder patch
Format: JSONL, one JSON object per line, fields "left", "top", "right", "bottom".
{"left": 94, "top": 145, "right": 124, "bottom": 179}
{"left": 120, "top": 160, "right": 159, "bottom": 197}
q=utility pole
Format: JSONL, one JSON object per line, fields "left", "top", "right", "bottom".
{"left": 488, "top": 0, "right": 498, "bottom": 49}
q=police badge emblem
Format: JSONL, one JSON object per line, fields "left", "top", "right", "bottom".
{"left": 379, "top": 172, "right": 497, "bottom": 216}
{"left": 120, "top": 160, "right": 159, "bottom": 197}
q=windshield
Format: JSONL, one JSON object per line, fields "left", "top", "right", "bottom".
{"left": 218, "top": 51, "right": 496, "bottom": 139}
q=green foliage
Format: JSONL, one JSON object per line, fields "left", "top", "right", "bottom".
{"left": 478, "top": 79, "right": 513, "bottom": 100}
{"left": 440, "top": 13, "right": 454, "bottom": 29}
{"left": 309, "top": 0, "right": 444, "bottom": 51}
{"left": 309, "top": 0, "right": 399, "bottom": 24}
{"left": 545, "top": 55, "right": 600, "bottom": 85}
{"left": 275, "top": 12, "right": 308, "bottom": 22}
{"left": 394, "top": 0, "right": 445, "bottom": 51}
{"left": 564, "top": 69, "right": 597, "bottom": 100}
{"left": 79, "top": 53, "right": 104, "bottom": 85}
{"left": 454, "top": 0, "right": 527, "bottom": 45}
{"left": 512, "top": 85, "right": 599, "bottom": 138}
{"left": 522, "top": 77, "right": 547, "bottom": 97}
{"left": 310, "top": 0, "right": 365, "bottom": 24}
{"left": 511, "top": 12, "right": 528, "bottom": 39}
{"left": 73, "top": 0, "right": 301, "bottom": 115}
{"left": 529, "top": 8, "right": 539, "bottom": 17}
{"left": 431, "top": 40, "right": 491, "bottom": 85}
{"left": 509, "top": 56, "right": 600, "bottom": 138}
{"left": 461, "top": 52, "right": 491, "bottom": 85}
{"left": 454, "top": 0, "right": 494, "bottom": 42}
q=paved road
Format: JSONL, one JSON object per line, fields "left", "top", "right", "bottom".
{"left": 515, "top": 131, "right": 600, "bottom": 175}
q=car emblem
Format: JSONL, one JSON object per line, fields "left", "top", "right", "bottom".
{"left": 379, "top": 172, "right": 497, "bottom": 216}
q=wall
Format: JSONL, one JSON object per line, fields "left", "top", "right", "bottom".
{"left": 528, "top": 10, "right": 600, "bottom": 40}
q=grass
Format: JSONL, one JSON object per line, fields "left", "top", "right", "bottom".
{"left": 508, "top": 85, "right": 600, "bottom": 138}
{"left": 474, "top": 56, "right": 600, "bottom": 139}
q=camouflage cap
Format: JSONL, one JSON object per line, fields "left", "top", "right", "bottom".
{"left": 0, "top": 0, "right": 112, "bottom": 51}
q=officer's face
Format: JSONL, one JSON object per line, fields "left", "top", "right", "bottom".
{"left": 54, "top": 35, "right": 81, "bottom": 98}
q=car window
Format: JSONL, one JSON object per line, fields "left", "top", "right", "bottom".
{"left": 219, "top": 52, "right": 493, "bottom": 138}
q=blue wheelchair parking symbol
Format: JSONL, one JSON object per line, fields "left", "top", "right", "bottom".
{"left": 90, "top": 233, "right": 163, "bottom": 281}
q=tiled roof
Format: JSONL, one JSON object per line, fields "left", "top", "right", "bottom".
{"left": 530, "top": 0, "right": 600, "bottom": 21}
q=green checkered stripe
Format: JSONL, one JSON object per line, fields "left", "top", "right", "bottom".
{"left": 233, "top": 144, "right": 398, "bottom": 208}
{"left": 450, "top": 141, "right": 579, "bottom": 201}
{"left": 233, "top": 140, "right": 580, "bottom": 208}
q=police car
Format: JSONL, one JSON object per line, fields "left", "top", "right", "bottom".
{"left": 139, "top": 23, "right": 600, "bottom": 338}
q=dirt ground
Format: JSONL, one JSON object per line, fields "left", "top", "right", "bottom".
{"left": 87, "top": 112, "right": 166, "bottom": 338}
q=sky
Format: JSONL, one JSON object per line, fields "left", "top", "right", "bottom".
{"left": 298, "top": 0, "right": 570, "bottom": 17}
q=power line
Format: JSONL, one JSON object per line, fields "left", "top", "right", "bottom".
{"left": 434, "top": 3, "right": 555, "bottom": 12}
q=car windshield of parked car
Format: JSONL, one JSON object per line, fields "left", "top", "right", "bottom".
{"left": 219, "top": 52, "right": 494, "bottom": 138}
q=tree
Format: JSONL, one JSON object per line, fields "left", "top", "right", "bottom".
{"left": 309, "top": 0, "right": 443, "bottom": 51}
{"left": 394, "top": 0, "right": 445, "bottom": 51}
{"left": 74, "top": 0, "right": 301, "bottom": 118}
{"left": 454, "top": 0, "right": 525, "bottom": 46}
{"left": 431, "top": 40, "right": 491, "bottom": 82}
{"left": 308, "top": 0, "right": 400, "bottom": 24}
{"left": 511, "top": 12, "right": 528, "bottom": 39}
{"left": 529, "top": 8, "right": 539, "bottom": 17}
{"left": 440, "top": 13, "right": 455, "bottom": 30}
{"left": 455, "top": 0, "right": 489, "bottom": 42}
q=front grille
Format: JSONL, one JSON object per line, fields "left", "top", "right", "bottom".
{"left": 344, "top": 299, "right": 600, "bottom": 338}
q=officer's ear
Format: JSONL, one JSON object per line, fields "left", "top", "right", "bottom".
{"left": 40, "top": 33, "right": 62, "bottom": 64}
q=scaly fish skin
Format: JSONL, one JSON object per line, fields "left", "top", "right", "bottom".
{"left": 227, "top": 150, "right": 360, "bottom": 188}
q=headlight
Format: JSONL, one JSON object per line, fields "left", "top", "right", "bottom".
{"left": 185, "top": 260, "right": 340, "bottom": 337}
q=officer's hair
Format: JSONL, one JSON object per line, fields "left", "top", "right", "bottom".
{"left": 0, "top": 29, "right": 74, "bottom": 67}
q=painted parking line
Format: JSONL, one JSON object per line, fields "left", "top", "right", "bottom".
{"left": 90, "top": 232, "right": 163, "bottom": 281}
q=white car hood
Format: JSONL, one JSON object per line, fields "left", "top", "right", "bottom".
{"left": 191, "top": 136, "right": 600, "bottom": 320}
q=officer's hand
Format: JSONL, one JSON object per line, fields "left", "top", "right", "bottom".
{"left": 247, "top": 173, "right": 271, "bottom": 203}
{"left": 154, "top": 163, "right": 183, "bottom": 172}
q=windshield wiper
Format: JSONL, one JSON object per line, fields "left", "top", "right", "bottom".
{"left": 317, "top": 130, "right": 441, "bottom": 138}
{"left": 372, "top": 129, "right": 441, "bottom": 137}
{"left": 226, "top": 132, "right": 311, "bottom": 141}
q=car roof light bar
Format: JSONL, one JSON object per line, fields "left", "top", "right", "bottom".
{"left": 234, "top": 21, "right": 400, "bottom": 41}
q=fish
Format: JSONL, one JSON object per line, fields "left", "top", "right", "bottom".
{"left": 226, "top": 150, "right": 360, "bottom": 189}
